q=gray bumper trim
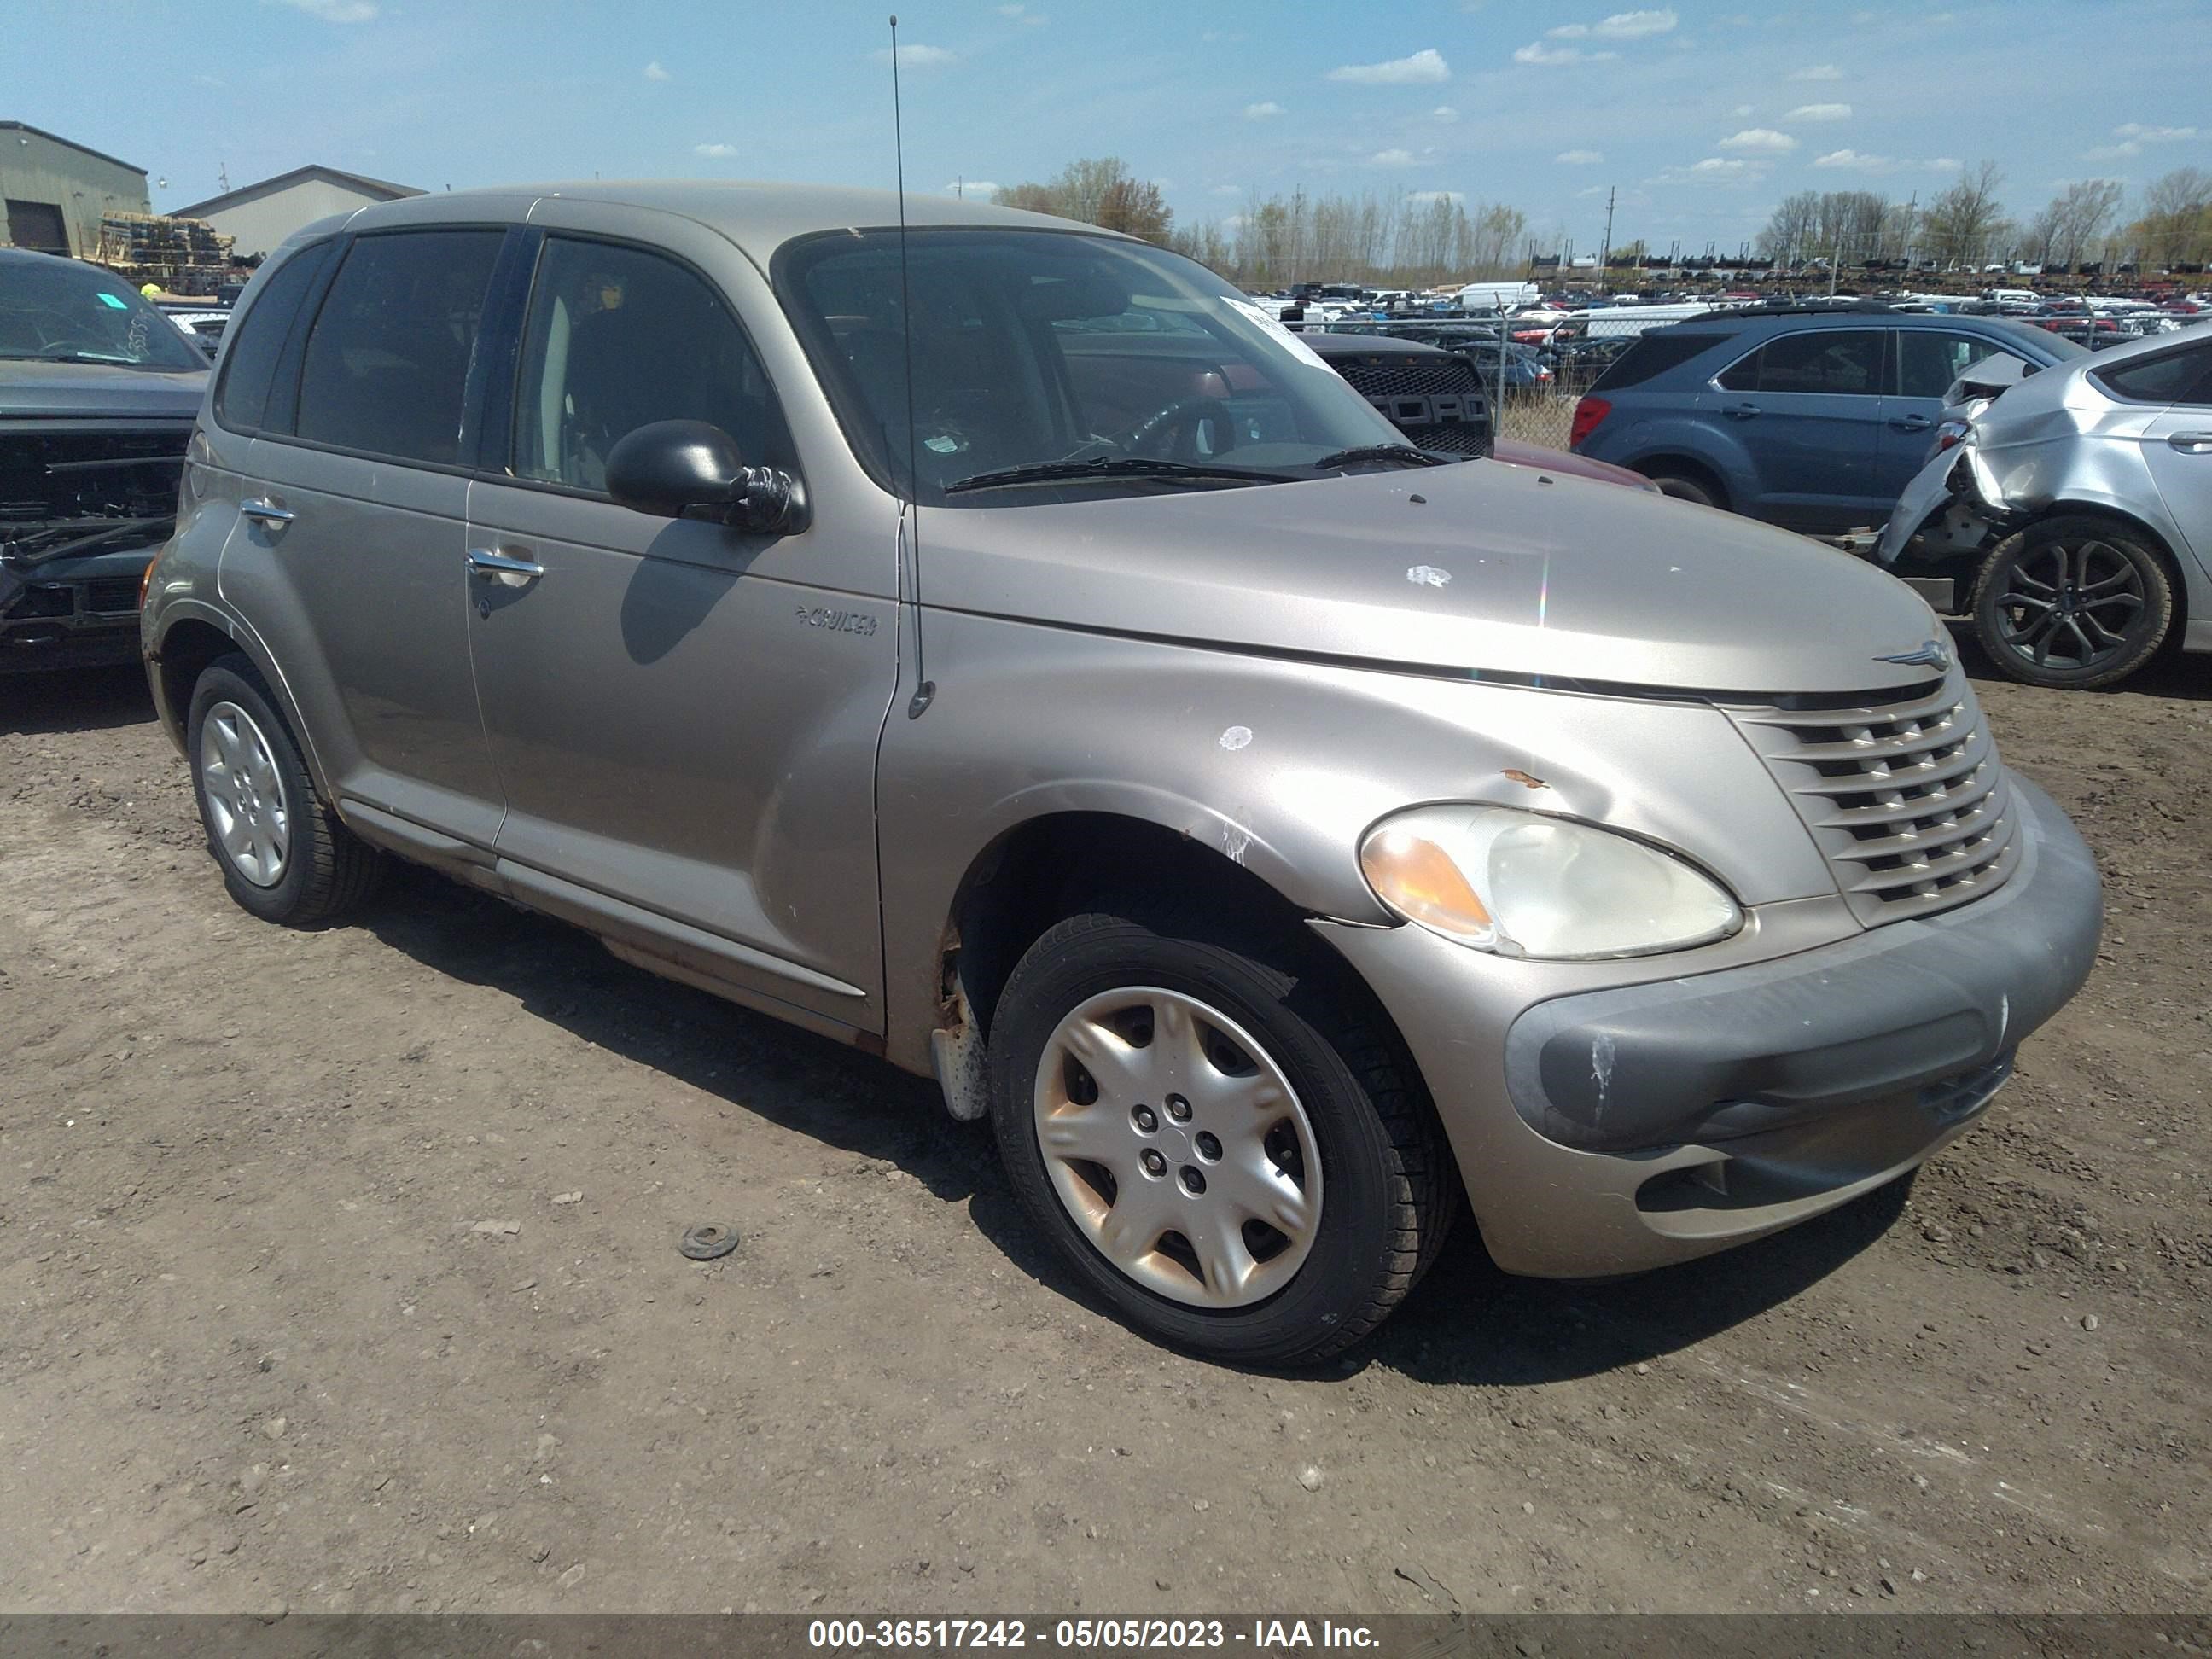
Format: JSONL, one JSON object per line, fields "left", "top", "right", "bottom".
{"left": 1503, "top": 773, "right": 2101, "bottom": 1152}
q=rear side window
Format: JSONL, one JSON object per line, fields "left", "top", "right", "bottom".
{"left": 1894, "top": 330, "right": 2007, "bottom": 400}
{"left": 1589, "top": 330, "right": 1731, "bottom": 392}
{"left": 212, "top": 241, "right": 336, "bottom": 434}
{"left": 2093, "top": 343, "right": 2212, "bottom": 406}
{"left": 1717, "top": 329, "right": 1884, "bottom": 396}
{"left": 294, "top": 230, "right": 504, "bottom": 465}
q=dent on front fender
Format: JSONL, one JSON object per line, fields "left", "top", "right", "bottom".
{"left": 873, "top": 608, "right": 1837, "bottom": 1074}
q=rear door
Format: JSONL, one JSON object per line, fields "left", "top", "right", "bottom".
{"left": 463, "top": 209, "right": 900, "bottom": 1030}
{"left": 219, "top": 224, "right": 511, "bottom": 845}
{"left": 2121, "top": 341, "right": 2212, "bottom": 572}
{"left": 1879, "top": 327, "right": 2018, "bottom": 501}
{"left": 1711, "top": 328, "right": 1888, "bottom": 531}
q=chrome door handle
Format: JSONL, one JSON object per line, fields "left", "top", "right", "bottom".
{"left": 2168, "top": 431, "right": 2212, "bottom": 454}
{"left": 466, "top": 547, "right": 545, "bottom": 579}
{"left": 1724, "top": 403, "right": 1761, "bottom": 420}
{"left": 1889, "top": 415, "right": 1932, "bottom": 433}
{"left": 241, "top": 498, "right": 294, "bottom": 525}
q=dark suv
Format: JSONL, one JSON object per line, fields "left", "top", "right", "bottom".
{"left": 1, "top": 247, "right": 208, "bottom": 672}
{"left": 1569, "top": 308, "right": 2081, "bottom": 533}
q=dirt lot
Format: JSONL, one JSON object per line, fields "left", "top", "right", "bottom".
{"left": 3, "top": 646, "right": 2208, "bottom": 1618}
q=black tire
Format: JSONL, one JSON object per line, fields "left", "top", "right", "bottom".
{"left": 1644, "top": 469, "right": 1721, "bottom": 509}
{"left": 1970, "top": 517, "right": 2175, "bottom": 690}
{"left": 987, "top": 900, "right": 1453, "bottom": 1367}
{"left": 186, "top": 655, "right": 381, "bottom": 925}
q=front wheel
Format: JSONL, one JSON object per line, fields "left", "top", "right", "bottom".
{"left": 987, "top": 905, "right": 1452, "bottom": 1366}
{"left": 1970, "top": 517, "right": 2174, "bottom": 690}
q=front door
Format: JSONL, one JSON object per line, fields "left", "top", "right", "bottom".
{"left": 1713, "top": 327, "right": 1889, "bottom": 531}
{"left": 463, "top": 224, "right": 900, "bottom": 1029}
{"left": 2135, "top": 345, "right": 2212, "bottom": 571}
{"left": 229, "top": 226, "right": 509, "bottom": 844}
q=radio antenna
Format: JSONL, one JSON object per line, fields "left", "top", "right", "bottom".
{"left": 890, "top": 14, "right": 934, "bottom": 719}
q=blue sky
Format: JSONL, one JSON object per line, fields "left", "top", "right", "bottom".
{"left": 7, "top": 0, "right": 2208, "bottom": 254}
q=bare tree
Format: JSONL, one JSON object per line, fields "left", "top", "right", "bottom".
{"left": 2129, "top": 167, "right": 2212, "bottom": 266}
{"left": 993, "top": 157, "right": 1171, "bottom": 242}
{"left": 1095, "top": 177, "right": 1173, "bottom": 244}
{"left": 2023, "top": 179, "right": 2125, "bottom": 269}
{"left": 1919, "top": 161, "right": 2011, "bottom": 269}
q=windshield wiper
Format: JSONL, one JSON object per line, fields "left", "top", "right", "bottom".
{"left": 942, "top": 457, "right": 1292, "bottom": 495}
{"left": 1311, "top": 444, "right": 1447, "bottom": 470}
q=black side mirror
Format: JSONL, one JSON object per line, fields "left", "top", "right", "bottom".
{"left": 604, "top": 420, "right": 808, "bottom": 534}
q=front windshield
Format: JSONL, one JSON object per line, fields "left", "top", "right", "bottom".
{"left": 0, "top": 256, "right": 207, "bottom": 370}
{"left": 775, "top": 228, "right": 1406, "bottom": 504}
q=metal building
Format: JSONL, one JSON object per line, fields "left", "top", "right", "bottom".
{"left": 1, "top": 122, "right": 151, "bottom": 258}
{"left": 172, "top": 165, "right": 422, "bottom": 261}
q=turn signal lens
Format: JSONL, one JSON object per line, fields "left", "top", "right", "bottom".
{"left": 1359, "top": 828, "right": 1498, "bottom": 948}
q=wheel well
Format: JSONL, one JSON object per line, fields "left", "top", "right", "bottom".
{"left": 2007, "top": 505, "right": 2191, "bottom": 627}
{"left": 946, "top": 812, "right": 1316, "bottom": 1041}
{"left": 1632, "top": 453, "right": 1728, "bottom": 508}
{"left": 153, "top": 619, "right": 235, "bottom": 738}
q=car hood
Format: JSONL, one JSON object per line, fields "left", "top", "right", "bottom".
{"left": 0, "top": 359, "right": 207, "bottom": 420}
{"left": 924, "top": 461, "right": 1941, "bottom": 696}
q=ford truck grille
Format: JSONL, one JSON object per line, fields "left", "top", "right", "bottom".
{"left": 1722, "top": 671, "right": 2021, "bottom": 925}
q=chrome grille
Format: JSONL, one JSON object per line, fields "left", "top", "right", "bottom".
{"left": 1724, "top": 671, "right": 2021, "bottom": 925}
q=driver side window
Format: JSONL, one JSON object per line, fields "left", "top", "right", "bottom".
{"left": 510, "top": 237, "right": 789, "bottom": 491}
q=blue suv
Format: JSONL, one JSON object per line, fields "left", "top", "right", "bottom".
{"left": 1569, "top": 308, "right": 2081, "bottom": 533}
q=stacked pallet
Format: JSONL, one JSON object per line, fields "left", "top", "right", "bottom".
{"left": 94, "top": 212, "right": 236, "bottom": 298}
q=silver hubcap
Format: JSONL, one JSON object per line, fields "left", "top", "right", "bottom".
{"left": 1033, "top": 987, "right": 1323, "bottom": 1309}
{"left": 199, "top": 701, "right": 291, "bottom": 888}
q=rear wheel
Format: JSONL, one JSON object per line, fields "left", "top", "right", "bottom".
{"left": 1644, "top": 469, "right": 1721, "bottom": 509}
{"left": 187, "top": 655, "right": 381, "bottom": 924}
{"left": 987, "top": 902, "right": 1452, "bottom": 1366}
{"left": 1970, "top": 517, "right": 2174, "bottom": 690}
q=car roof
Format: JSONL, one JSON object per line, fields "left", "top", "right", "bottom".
{"left": 345, "top": 179, "right": 1110, "bottom": 262}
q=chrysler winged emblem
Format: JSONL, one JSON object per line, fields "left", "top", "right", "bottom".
{"left": 1873, "top": 637, "right": 1953, "bottom": 672}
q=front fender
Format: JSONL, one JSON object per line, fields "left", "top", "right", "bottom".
{"left": 874, "top": 608, "right": 1837, "bottom": 1073}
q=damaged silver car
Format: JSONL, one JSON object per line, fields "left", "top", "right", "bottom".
{"left": 143, "top": 183, "right": 2103, "bottom": 1365}
{"left": 1878, "top": 329, "right": 2212, "bottom": 688}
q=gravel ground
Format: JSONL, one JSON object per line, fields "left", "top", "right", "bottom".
{"left": 2, "top": 647, "right": 2207, "bottom": 1617}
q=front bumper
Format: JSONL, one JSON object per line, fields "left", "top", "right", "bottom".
{"left": 0, "top": 544, "right": 155, "bottom": 676}
{"left": 1318, "top": 775, "right": 2101, "bottom": 1278}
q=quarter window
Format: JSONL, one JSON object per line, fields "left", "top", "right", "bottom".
{"left": 2093, "top": 344, "right": 2212, "bottom": 407}
{"left": 510, "top": 237, "right": 789, "bottom": 492}
{"left": 212, "top": 240, "right": 335, "bottom": 434}
{"left": 1894, "top": 331, "right": 2007, "bottom": 401}
{"left": 294, "top": 230, "right": 504, "bottom": 465}
{"left": 1716, "top": 329, "right": 1885, "bottom": 396}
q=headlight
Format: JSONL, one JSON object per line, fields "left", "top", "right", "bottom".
{"left": 1358, "top": 805, "right": 1742, "bottom": 960}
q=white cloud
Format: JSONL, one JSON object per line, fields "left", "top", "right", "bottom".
{"left": 1409, "top": 189, "right": 1467, "bottom": 205}
{"left": 1719, "top": 128, "right": 1796, "bottom": 153}
{"left": 1432, "top": 105, "right": 1460, "bottom": 121}
{"left": 997, "top": 3, "right": 1024, "bottom": 12}
{"left": 872, "top": 43, "right": 957, "bottom": 66}
{"left": 1546, "top": 8, "right": 1678, "bottom": 38}
{"left": 266, "top": 0, "right": 377, "bottom": 20}
{"left": 1327, "top": 48, "right": 1450, "bottom": 84}
{"left": 1812, "top": 148, "right": 1958, "bottom": 173}
{"left": 1514, "top": 42, "right": 1619, "bottom": 64}
{"left": 1556, "top": 148, "right": 1605, "bottom": 164}
{"left": 1370, "top": 148, "right": 1418, "bottom": 166}
{"left": 1210, "top": 183, "right": 1243, "bottom": 197}
{"left": 1732, "top": 102, "right": 1755, "bottom": 116}
{"left": 643, "top": 61, "right": 671, "bottom": 81}
{"left": 1790, "top": 63, "right": 1844, "bottom": 80}
{"left": 2083, "top": 142, "right": 2141, "bottom": 160}
{"left": 1785, "top": 102, "right": 1851, "bottom": 121}
{"left": 2114, "top": 122, "right": 2198, "bottom": 143}
{"left": 1654, "top": 156, "right": 1765, "bottom": 183}
{"left": 1243, "top": 101, "right": 1285, "bottom": 119}
{"left": 942, "top": 180, "right": 1001, "bottom": 196}
{"left": 1691, "top": 157, "right": 1750, "bottom": 175}
{"left": 694, "top": 143, "right": 738, "bottom": 159}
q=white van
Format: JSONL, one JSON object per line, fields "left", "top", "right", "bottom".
{"left": 1982, "top": 288, "right": 2041, "bottom": 306}
{"left": 1455, "top": 280, "right": 1541, "bottom": 314}
{"left": 1546, "top": 301, "right": 1715, "bottom": 342}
